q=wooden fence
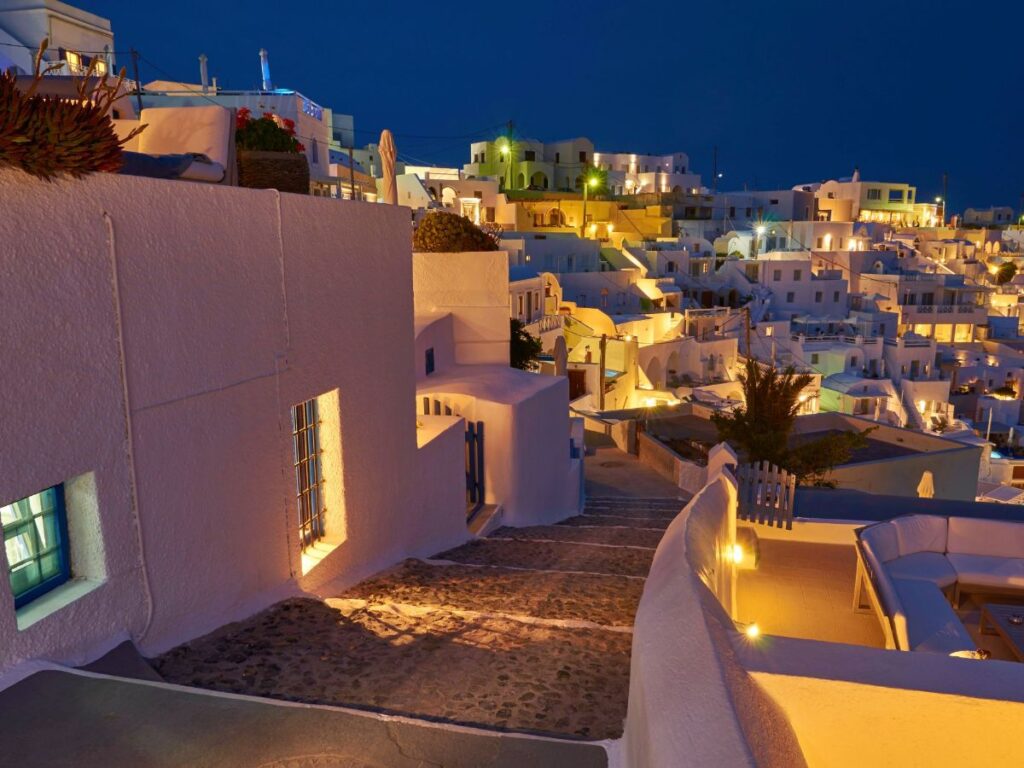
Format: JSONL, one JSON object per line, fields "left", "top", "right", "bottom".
{"left": 736, "top": 461, "right": 795, "bottom": 529}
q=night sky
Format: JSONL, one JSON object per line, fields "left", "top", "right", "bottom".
{"left": 88, "top": 0, "right": 1022, "bottom": 212}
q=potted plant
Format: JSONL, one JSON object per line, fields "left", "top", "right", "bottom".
{"left": 235, "top": 108, "right": 309, "bottom": 194}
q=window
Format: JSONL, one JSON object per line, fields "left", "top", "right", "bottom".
{"left": 816, "top": 237, "right": 823, "bottom": 248}
{"left": 815, "top": 291, "right": 823, "bottom": 303}
{"left": 793, "top": 269, "right": 802, "bottom": 281}
{"left": 729, "top": 207, "right": 736, "bottom": 217}
{"left": 867, "top": 188, "right": 881, "bottom": 200}
{"left": 773, "top": 269, "right": 782, "bottom": 281}
{"left": 833, "top": 291, "right": 840, "bottom": 303}
{"left": 579, "top": 151, "right": 587, "bottom": 162}
{"left": 769, "top": 198, "right": 780, "bottom": 205}
{"left": 889, "top": 189, "right": 904, "bottom": 203}
{"left": 786, "top": 292, "right": 795, "bottom": 303}
{"left": 555, "top": 152, "right": 560, "bottom": 163}
{"left": 425, "top": 348, "right": 435, "bottom": 375}
{"left": 2, "top": 485, "right": 70, "bottom": 608}
{"left": 745, "top": 208, "right": 752, "bottom": 217}
{"left": 921, "top": 292, "right": 934, "bottom": 306}
{"left": 517, "top": 295, "right": 524, "bottom": 316}
{"left": 811, "top": 353, "right": 820, "bottom": 365}
{"left": 850, "top": 356, "right": 859, "bottom": 369}
{"left": 292, "top": 399, "right": 325, "bottom": 549}
{"left": 524, "top": 150, "right": 535, "bottom": 161}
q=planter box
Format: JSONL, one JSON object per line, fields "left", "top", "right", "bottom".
{"left": 237, "top": 150, "right": 309, "bottom": 194}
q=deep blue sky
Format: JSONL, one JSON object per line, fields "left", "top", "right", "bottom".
{"left": 90, "top": 0, "right": 1022, "bottom": 212}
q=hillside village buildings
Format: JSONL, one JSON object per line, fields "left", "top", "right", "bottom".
{"left": 4, "top": 1, "right": 1024, "bottom": 766}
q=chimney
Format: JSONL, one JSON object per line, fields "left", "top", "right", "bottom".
{"left": 852, "top": 166, "right": 861, "bottom": 183}
{"left": 198, "top": 53, "right": 209, "bottom": 93}
{"left": 258, "top": 48, "right": 272, "bottom": 91}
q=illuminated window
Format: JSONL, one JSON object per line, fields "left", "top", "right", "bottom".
{"left": 2, "top": 485, "right": 70, "bottom": 609}
{"left": 292, "top": 399, "right": 325, "bottom": 549}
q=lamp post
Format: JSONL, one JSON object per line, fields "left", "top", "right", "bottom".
{"left": 498, "top": 139, "right": 512, "bottom": 191}
{"left": 753, "top": 224, "right": 766, "bottom": 258}
{"left": 582, "top": 175, "right": 598, "bottom": 237}
{"left": 935, "top": 196, "right": 945, "bottom": 227}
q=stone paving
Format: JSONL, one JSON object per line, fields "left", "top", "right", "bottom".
{"left": 155, "top": 454, "right": 689, "bottom": 743}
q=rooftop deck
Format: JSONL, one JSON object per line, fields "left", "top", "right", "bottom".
{"left": 736, "top": 535, "right": 1024, "bottom": 662}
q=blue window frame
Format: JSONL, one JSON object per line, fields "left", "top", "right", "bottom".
{"left": 292, "top": 399, "right": 325, "bottom": 548}
{"left": 2, "top": 485, "right": 71, "bottom": 609}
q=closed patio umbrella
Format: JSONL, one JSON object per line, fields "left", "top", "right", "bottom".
{"left": 379, "top": 129, "right": 397, "bottom": 205}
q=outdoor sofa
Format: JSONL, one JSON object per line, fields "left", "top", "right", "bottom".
{"left": 854, "top": 514, "right": 1024, "bottom": 654}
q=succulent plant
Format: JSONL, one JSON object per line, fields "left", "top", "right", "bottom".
{"left": 0, "top": 38, "right": 145, "bottom": 181}
{"left": 412, "top": 210, "right": 500, "bottom": 252}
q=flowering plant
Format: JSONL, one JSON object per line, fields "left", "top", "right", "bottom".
{"left": 235, "top": 107, "right": 305, "bottom": 153}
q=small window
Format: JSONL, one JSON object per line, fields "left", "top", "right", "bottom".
{"left": 850, "top": 356, "right": 859, "bottom": 368}
{"left": 769, "top": 198, "right": 779, "bottom": 205}
{"left": 745, "top": 208, "right": 752, "bottom": 217}
{"left": 786, "top": 292, "right": 795, "bottom": 303}
{"left": 2, "top": 485, "right": 70, "bottom": 608}
{"left": 518, "top": 295, "right": 524, "bottom": 316}
{"left": 815, "top": 291, "right": 823, "bottom": 303}
{"left": 793, "top": 269, "right": 802, "bottom": 281}
{"left": 425, "top": 348, "right": 435, "bottom": 375}
{"left": 816, "top": 237, "right": 823, "bottom": 248}
{"left": 555, "top": 152, "right": 560, "bottom": 163}
{"left": 292, "top": 399, "right": 325, "bottom": 549}
{"left": 729, "top": 207, "right": 736, "bottom": 217}
{"left": 889, "top": 189, "right": 904, "bottom": 203}
{"left": 524, "top": 150, "right": 536, "bottom": 161}
{"left": 773, "top": 269, "right": 782, "bottom": 282}
{"left": 811, "top": 353, "right": 820, "bottom": 365}
{"left": 833, "top": 291, "right": 840, "bottom": 302}
{"left": 867, "top": 188, "right": 881, "bottom": 200}
{"left": 579, "top": 151, "right": 587, "bottom": 162}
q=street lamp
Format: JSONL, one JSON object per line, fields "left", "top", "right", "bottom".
{"left": 935, "top": 196, "right": 945, "bottom": 226}
{"left": 753, "top": 224, "right": 766, "bottom": 257}
{"left": 582, "top": 175, "right": 599, "bottom": 237}
{"left": 498, "top": 139, "right": 512, "bottom": 191}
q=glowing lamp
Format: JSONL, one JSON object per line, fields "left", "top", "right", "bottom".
{"left": 607, "top": 224, "right": 615, "bottom": 233}
{"left": 644, "top": 397, "right": 657, "bottom": 408}
{"left": 917, "top": 400, "right": 927, "bottom": 413}
{"left": 755, "top": 225, "right": 766, "bottom": 236}
{"left": 587, "top": 176, "right": 599, "bottom": 188}
{"left": 731, "top": 544, "right": 744, "bottom": 565}
{"left": 745, "top": 623, "right": 761, "bottom": 639}
{"left": 589, "top": 224, "right": 598, "bottom": 235}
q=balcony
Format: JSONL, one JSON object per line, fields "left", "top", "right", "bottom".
{"left": 900, "top": 304, "right": 987, "bottom": 324}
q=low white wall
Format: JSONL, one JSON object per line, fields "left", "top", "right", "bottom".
{"left": 741, "top": 635, "right": 1024, "bottom": 767}
{"left": 0, "top": 170, "right": 468, "bottom": 675}
{"left": 636, "top": 435, "right": 737, "bottom": 496}
{"left": 623, "top": 474, "right": 754, "bottom": 767}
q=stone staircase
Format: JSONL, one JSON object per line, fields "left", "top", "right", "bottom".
{"left": 154, "top": 495, "right": 688, "bottom": 756}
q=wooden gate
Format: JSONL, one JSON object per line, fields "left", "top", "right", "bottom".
{"left": 465, "top": 421, "right": 485, "bottom": 511}
{"left": 736, "top": 461, "right": 795, "bottom": 530}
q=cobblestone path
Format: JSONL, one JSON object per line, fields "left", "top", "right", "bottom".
{"left": 154, "top": 496, "right": 686, "bottom": 742}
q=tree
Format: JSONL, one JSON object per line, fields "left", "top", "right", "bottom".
{"left": 711, "top": 359, "right": 871, "bottom": 485}
{"left": 510, "top": 318, "right": 542, "bottom": 371}
{"left": 996, "top": 262, "right": 1017, "bottom": 285}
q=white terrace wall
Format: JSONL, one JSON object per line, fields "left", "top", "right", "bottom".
{"left": 624, "top": 470, "right": 807, "bottom": 768}
{"left": 412, "top": 251, "right": 510, "bottom": 366}
{"left": 636, "top": 435, "right": 737, "bottom": 495}
{"left": 0, "top": 170, "right": 467, "bottom": 674}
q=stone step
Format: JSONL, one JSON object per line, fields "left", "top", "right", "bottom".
{"left": 434, "top": 539, "right": 654, "bottom": 578}
{"left": 344, "top": 559, "right": 644, "bottom": 627}
{"left": 491, "top": 525, "right": 663, "bottom": 550}
{"left": 559, "top": 515, "right": 671, "bottom": 531}
{"left": 154, "top": 598, "right": 632, "bottom": 742}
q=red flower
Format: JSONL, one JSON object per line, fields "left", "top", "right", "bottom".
{"left": 296, "top": 142, "right": 305, "bottom": 152}
{"left": 235, "top": 107, "right": 252, "bottom": 130}
{"left": 262, "top": 111, "right": 275, "bottom": 121}
{"left": 282, "top": 118, "right": 296, "bottom": 134}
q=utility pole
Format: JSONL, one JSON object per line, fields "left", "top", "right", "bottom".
{"left": 130, "top": 48, "right": 143, "bottom": 116}
{"left": 599, "top": 333, "right": 608, "bottom": 410}
{"left": 347, "top": 145, "right": 356, "bottom": 201}
{"left": 941, "top": 171, "right": 948, "bottom": 226}
{"left": 743, "top": 305, "right": 752, "bottom": 359}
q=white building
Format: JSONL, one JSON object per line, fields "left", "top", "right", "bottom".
{"left": 0, "top": 0, "right": 113, "bottom": 75}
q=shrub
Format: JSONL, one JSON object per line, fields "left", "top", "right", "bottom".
{"left": 510, "top": 318, "right": 542, "bottom": 371}
{"left": 0, "top": 39, "right": 145, "bottom": 180}
{"left": 235, "top": 108, "right": 304, "bottom": 153}
{"left": 413, "top": 210, "right": 500, "bottom": 252}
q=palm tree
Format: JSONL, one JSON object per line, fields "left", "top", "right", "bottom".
{"left": 712, "top": 359, "right": 812, "bottom": 465}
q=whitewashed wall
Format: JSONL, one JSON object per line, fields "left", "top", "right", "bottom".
{"left": 0, "top": 170, "right": 467, "bottom": 676}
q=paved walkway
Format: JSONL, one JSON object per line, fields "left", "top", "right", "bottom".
{"left": 155, "top": 449, "right": 689, "bottom": 745}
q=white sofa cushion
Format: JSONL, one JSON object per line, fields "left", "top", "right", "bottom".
{"left": 892, "top": 578, "right": 975, "bottom": 654}
{"left": 948, "top": 517, "right": 1024, "bottom": 559}
{"left": 892, "top": 515, "right": 948, "bottom": 557}
{"left": 861, "top": 522, "right": 900, "bottom": 563}
{"left": 886, "top": 552, "right": 958, "bottom": 588}
{"left": 947, "top": 553, "right": 1024, "bottom": 590}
